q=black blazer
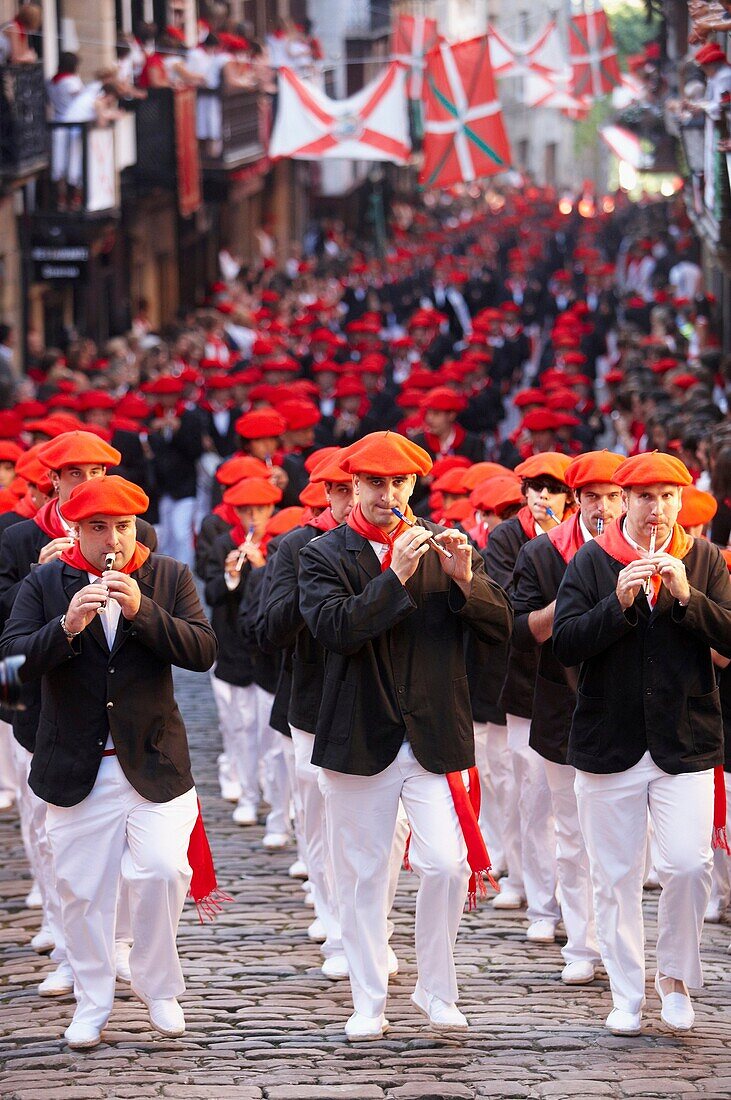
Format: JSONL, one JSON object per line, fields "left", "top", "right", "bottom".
{"left": 298, "top": 519, "right": 512, "bottom": 776}
{"left": 0, "top": 554, "right": 217, "bottom": 806}
{"left": 483, "top": 516, "right": 539, "bottom": 719}
{"left": 148, "top": 410, "right": 203, "bottom": 500}
{"left": 204, "top": 530, "right": 256, "bottom": 688}
{"left": 511, "top": 533, "right": 577, "bottom": 764}
{"left": 553, "top": 537, "right": 731, "bottom": 775}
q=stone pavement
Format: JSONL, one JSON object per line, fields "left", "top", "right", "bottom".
{"left": 1, "top": 668, "right": 731, "bottom": 1100}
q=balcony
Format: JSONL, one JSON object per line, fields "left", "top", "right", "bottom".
{"left": 41, "top": 120, "right": 121, "bottom": 216}
{"left": 677, "top": 114, "right": 731, "bottom": 257}
{"left": 197, "top": 88, "right": 268, "bottom": 175}
{"left": 0, "top": 62, "right": 48, "bottom": 182}
{"left": 131, "top": 87, "right": 201, "bottom": 216}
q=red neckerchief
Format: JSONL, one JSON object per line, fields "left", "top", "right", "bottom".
{"left": 307, "top": 506, "right": 339, "bottom": 532}
{"left": 594, "top": 517, "right": 728, "bottom": 851}
{"left": 516, "top": 504, "right": 538, "bottom": 541}
{"left": 547, "top": 512, "right": 585, "bottom": 565}
{"left": 467, "top": 518, "right": 488, "bottom": 549}
{"left": 346, "top": 502, "right": 413, "bottom": 570}
{"left": 349, "top": 499, "right": 499, "bottom": 905}
{"left": 212, "top": 502, "right": 237, "bottom": 526}
{"left": 59, "top": 540, "right": 151, "bottom": 575}
{"left": 14, "top": 492, "right": 37, "bottom": 518}
{"left": 423, "top": 424, "right": 466, "bottom": 456}
{"left": 33, "top": 499, "right": 67, "bottom": 539}
{"left": 229, "top": 525, "right": 267, "bottom": 559}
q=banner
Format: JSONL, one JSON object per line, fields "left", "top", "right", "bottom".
{"left": 391, "top": 13, "right": 439, "bottom": 99}
{"left": 174, "top": 87, "right": 201, "bottom": 218}
{"left": 421, "top": 37, "right": 511, "bottom": 189}
{"left": 569, "top": 9, "right": 621, "bottom": 100}
{"left": 488, "top": 22, "right": 564, "bottom": 80}
{"left": 269, "top": 64, "right": 411, "bottom": 164}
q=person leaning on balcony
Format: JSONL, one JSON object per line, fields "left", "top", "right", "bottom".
{"left": 0, "top": 3, "right": 41, "bottom": 65}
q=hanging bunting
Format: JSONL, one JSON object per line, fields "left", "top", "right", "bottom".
{"left": 569, "top": 8, "right": 622, "bottom": 100}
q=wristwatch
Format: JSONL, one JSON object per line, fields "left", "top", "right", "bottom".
{"left": 59, "top": 614, "right": 81, "bottom": 640}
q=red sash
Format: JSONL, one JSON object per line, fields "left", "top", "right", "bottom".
{"left": 348, "top": 501, "right": 498, "bottom": 904}
{"left": 547, "top": 512, "right": 585, "bottom": 565}
{"left": 595, "top": 518, "right": 728, "bottom": 852}
{"left": 33, "top": 499, "right": 67, "bottom": 539}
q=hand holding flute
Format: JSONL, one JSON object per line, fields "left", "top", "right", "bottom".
{"left": 98, "top": 553, "right": 116, "bottom": 612}
{"left": 643, "top": 525, "right": 657, "bottom": 597}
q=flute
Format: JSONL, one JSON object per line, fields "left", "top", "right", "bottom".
{"left": 236, "top": 526, "right": 255, "bottom": 570}
{"left": 596, "top": 517, "right": 604, "bottom": 535}
{"left": 544, "top": 506, "right": 561, "bottom": 526}
{"left": 391, "top": 507, "right": 453, "bottom": 559}
{"left": 644, "top": 524, "right": 657, "bottom": 597}
{"left": 98, "top": 553, "right": 115, "bottom": 612}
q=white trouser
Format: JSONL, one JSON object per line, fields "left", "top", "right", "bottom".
{"left": 0, "top": 718, "right": 15, "bottom": 796}
{"left": 506, "top": 714, "right": 560, "bottom": 924}
{"left": 209, "top": 672, "right": 237, "bottom": 780}
{"left": 710, "top": 771, "right": 731, "bottom": 913}
{"left": 156, "top": 495, "right": 196, "bottom": 570}
{"left": 46, "top": 755, "right": 198, "bottom": 1030}
{"left": 543, "top": 758, "right": 600, "bottom": 965}
{"left": 212, "top": 679, "right": 260, "bottom": 807}
{"left": 575, "top": 751, "right": 714, "bottom": 1014}
{"left": 11, "top": 738, "right": 36, "bottom": 874}
{"left": 281, "top": 734, "right": 306, "bottom": 865}
{"left": 13, "top": 741, "right": 67, "bottom": 962}
{"left": 255, "top": 686, "right": 291, "bottom": 837}
{"left": 473, "top": 721, "right": 507, "bottom": 874}
{"left": 484, "top": 722, "right": 521, "bottom": 890}
{"left": 319, "top": 740, "right": 470, "bottom": 1017}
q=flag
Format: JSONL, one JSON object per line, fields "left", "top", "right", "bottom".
{"left": 269, "top": 64, "right": 411, "bottom": 164}
{"left": 569, "top": 8, "right": 622, "bottom": 100}
{"left": 421, "top": 37, "right": 511, "bottom": 190}
{"left": 524, "top": 67, "right": 591, "bottom": 116}
{"left": 391, "top": 13, "right": 439, "bottom": 99}
{"left": 488, "top": 21, "right": 564, "bottom": 80}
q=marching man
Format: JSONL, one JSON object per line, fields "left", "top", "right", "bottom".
{"left": 298, "top": 431, "right": 512, "bottom": 1041}
{"left": 553, "top": 452, "right": 731, "bottom": 1035}
{"left": 0, "top": 476, "right": 217, "bottom": 1049}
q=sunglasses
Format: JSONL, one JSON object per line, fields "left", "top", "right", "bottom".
{"left": 523, "top": 478, "right": 569, "bottom": 494}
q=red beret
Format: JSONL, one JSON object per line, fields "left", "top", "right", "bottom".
{"left": 514, "top": 388, "right": 545, "bottom": 408}
{"left": 408, "top": 368, "right": 442, "bottom": 390}
{"left": 141, "top": 376, "right": 185, "bottom": 396}
{"left": 521, "top": 410, "right": 564, "bottom": 433}
{"left": 0, "top": 411, "right": 24, "bottom": 439}
{"left": 421, "top": 386, "right": 467, "bottom": 413}
{"left": 215, "top": 455, "right": 271, "bottom": 485}
{"left": 696, "top": 43, "right": 726, "bottom": 65}
{"left": 442, "top": 498, "right": 474, "bottom": 523}
{"left": 262, "top": 357, "right": 299, "bottom": 374}
{"left": 311, "top": 359, "right": 342, "bottom": 375}
{"left": 223, "top": 477, "right": 283, "bottom": 507}
{"left": 334, "top": 376, "right": 367, "bottom": 399}
{"left": 651, "top": 357, "right": 680, "bottom": 375}
{"left": 670, "top": 373, "right": 701, "bottom": 391}
{"left": 564, "top": 450, "right": 624, "bottom": 490}
{"left": 0, "top": 441, "right": 23, "bottom": 463}
{"left": 470, "top": 475, "right": 524, "bottom": 515}
{"left": 235, "top": 409, "right": 286, "bottom": 439}
{"left": 309, "top": 449, "right": 352, "bottom": 485}
{"left": 37, "top": 430, "right": 121, "bottom": 470}
{"left": 462, "top": 462, "right": 516, "bottom": 490}
{"left": 304, "top": 446, "right": 339, "bottom": 474}
{"left": 78, "top": 392, "right": 116, "bottom": 412}
{"left": 605, "top": 370, "right": 625, "bottom": 385}
{"left": 15, "top": 443, "right": 51, "bottom": 487}
{"left": 678, "top": 485, "right": 718, "bottom": 528}
{"left": 432, "top": 467, "right": 470, "bottom": 495}
{"left": 299, "top": 480, "right": 328, "bottom": 508}
{"left": 430, "top": 456, "right": 472, "bottom": 481}
{"left": 62, "top": 475, "right": 149, "bottom": 522}
{"left": 396, "top": 389, "right": 424, "bottom": 409}
{"left": 206, "top": 374, "right": 235, "bottom": 391}
{"left": 116, "top": 395, "right": 150, "bottom": 420}
{"left": 265, "top": 506, "right": 304, "bottom": 538}
{"left": 340, "top": 431, "right": 433, "bottom": 477}
{"left": 612, "top": 451, "right": 693, "bottom": 488}
{"left": 277, "top": 399, "right": 320, "bottom": 431}
{"left": 515, "top": 452, "right": 573, "bottom": 483}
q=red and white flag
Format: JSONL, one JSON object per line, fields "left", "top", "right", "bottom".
{"left": 269, "top": 64, "right": 411, "bottom": 164}
{"left": 391, "top": 13, "right": 439, "bottom": 99}
{"left": 524, "top": 67, "right": 591, "bottom": 116}
{"left": 569, "top": 8, "right": 622, "bottom": 100}
{"left": 488, "top": 21, "right": 564, "bottom": 80}
{"left": 421, "top": 37, "right": 511, "bottom": 189}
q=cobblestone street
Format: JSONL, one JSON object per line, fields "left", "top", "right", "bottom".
{"left": 1, "top": 667, "right": 730, "bottom": 1100}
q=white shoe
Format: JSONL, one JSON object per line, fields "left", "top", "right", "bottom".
{"left": 64, "top": 1018, "right": 102, "bottom": 1050}
{"left": 526, "top": 919, "right": 557, "bottom": 944}
{"left": 262, "top": 831, "right": 290, "bottom": 849}
{"left": 344, "top": 1011, "right": 389, "bottom": 1042}
{"left": 655, "top": 973, "right": 695, "bottom": 1031}
{"left": 307, "top": 917, "right": 326, "bottom": 942}
{"left": 606, "top": 1007, "right": 642, "bottom": 1035}
{"left": 232, "top": 801, "right": 258, "bottom": 826}
{"left": 322, "top": 954, "right": 349, "bottom": 979}
{"left": 644, "top": 869, "right": 661, "bottom": 890}
{"left": 30, "top": 926, "right": 55, "bottom": 954}
{"left": 705, "top": 901, "right": 723, "bottom": 924}
{"left": 24, "top": 882, "right": 42, "bottom": 909}
{"left": 288, "top": 860, "right": 308, "bottom": 879}
{"left": 492, "top": 887, "right": 524, "bottom": 910}
{"left": 135, "top": 991, "right": 186, "bottom": 1037}
{"left": 412, "top": 984, "right": 468, "bottom": 1031}
{"left": 303, "top": 892, "right": 315, "bottom": 908}
{"left": 220, "top": 778, "right": 242, "bottom": 803}
{"left": 0, "top": 789, "right": 13, "bottom": 809}
{"left": 39, "top": 962, "right": 74, "bottom": 997}
{"left": 387, "top": 946, "right": 399, "bottom": 976}
{"left": 115, "top": 941, "right": 132, "bottom": 983}
{"left": 561, "top": 960, "right": 596, "bottom": 985}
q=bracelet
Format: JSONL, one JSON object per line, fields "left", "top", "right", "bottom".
{"left": 59, "top": 614, "right": 81, "bottom": 640}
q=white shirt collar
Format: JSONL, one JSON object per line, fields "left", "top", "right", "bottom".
{"left": 579, "top": 515, "right": 594, "bottom": 543}
{"left": 621, "top": 519, "right": 672, "bottom": 555}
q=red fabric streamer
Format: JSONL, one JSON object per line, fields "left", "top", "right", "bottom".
{"left": 187, "top": 799, "right": 232, "bottom": 921}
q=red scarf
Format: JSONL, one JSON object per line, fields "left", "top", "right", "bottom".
{"left": 229, "top": 524, "right": 267, "bottom": 559}
{"left": 349, "top": 502, "right": 498, "bottom": 905}
{"left": 547, "top": 512, "right": 585, "bottom": 565}
{"left": 346, "top": 502, "right": 412, "bottom": 570}
{"left": 307, "top": 506, "right": 339, "bottom": 532}
{"left": 516, "top": 504, "right": 538, "bottom": 541}
{"left": 59, "top": 539, "right": 229, "bottom": 911}
{"left": 33, "top": 499, "right": 67, "bottom": 539}
{"left": 212, "top": 502, "right": 237, "bottom": 527}
{"left": 14, "top": 492, "right": 37, "bottom": 519}
{"left": 423, "top": 424, "right": 466, "bottom": 457}
{"left": 596, "top": 517, "right": 728, "bottom": 852}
